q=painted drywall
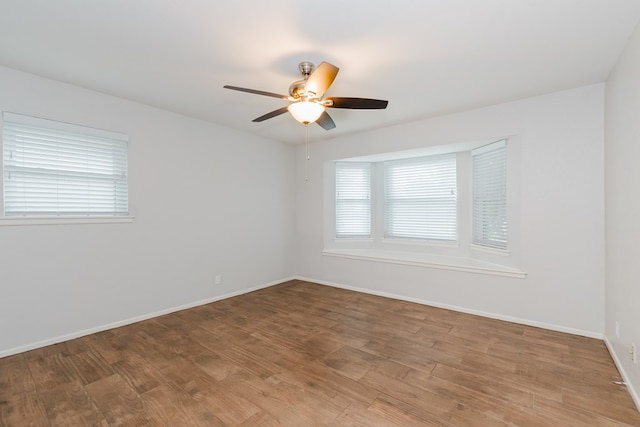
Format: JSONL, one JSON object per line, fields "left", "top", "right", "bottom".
{"left": 605, "top": 20, "right": 640, "bottom": 407}
{"left": 295, "top": 84, "right": 606, "bottom": 336}
{"left": 0, "top": 66, "right": 296, "bottom": 356}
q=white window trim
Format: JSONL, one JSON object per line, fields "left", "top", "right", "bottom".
{"left": 0, "top": 215, "right": 135, "bottom": 227}
{"left": 383, "top": 153, "right": 458, "bottom": 241}
{"left": 322, "top": 248, "right": 526, "bottom": 278}
{"left": 324, "top": 137, "right": 524, "bottom": 279}
{"left": 335, "top": 162, "right": 372, "bottom": 238}
{"left": 472, "top": 139, "right": 508, "bottom": 250}
{"left": 469, "top": 243, "right": 510, "bottom": 256}
{"left": 380, "top": 236, "right": 459, "bottom": 249}
{"left": 1, "top": 112, "right": 133, "bottom": 224}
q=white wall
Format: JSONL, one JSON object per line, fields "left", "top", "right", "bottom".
{"left": 0, "top": 66, "right": 296, "bottom": 356}
{"left": 295, "top": 84, "right": 606, "bottom": 336}
{"left": 605, "top": 21, "right": 640, "bottom": 407}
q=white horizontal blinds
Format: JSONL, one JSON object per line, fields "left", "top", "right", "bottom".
{"left": 2, "top": 112, "right": 129, "bottom": 216}
{"left": 335, "top": 162, "right": 371, "bottom": 237}
{"left": 384, "top": 154, "right": 457, "bottom": 241}
{"left": 472, "top": 140, "right": 507, "bottom": 249}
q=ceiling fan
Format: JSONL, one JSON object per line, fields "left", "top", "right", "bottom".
{"left": 223, "top": 61, "right": 388, "bottom": 130}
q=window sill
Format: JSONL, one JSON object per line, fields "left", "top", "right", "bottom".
{"left": 0, "top": 216, "right": 135, "bottom": 226}
{"left": 322, "top": 248, "right": 526, "bottom": 279}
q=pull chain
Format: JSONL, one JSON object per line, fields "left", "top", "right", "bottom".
{"left": 305, "top": 123, "right": 310, "bottom": 181}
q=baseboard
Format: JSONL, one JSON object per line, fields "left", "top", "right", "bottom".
{"left": 1, "top": 274, "right": 603, "bottom": 358}
{"left": 605, "top": 336, "right": 640, "bottom": 411}
{"left": 295, "top": 276, "right": 603, "bottom": 340}
{"left": 0, "top": 276, "right": 296, "bottom": 359}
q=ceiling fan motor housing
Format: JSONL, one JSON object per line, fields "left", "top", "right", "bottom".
{"left": 289, "top": 80, "right": 307, "bottom": 99}
{"left": 289, "top": 62, "right": 315, "bottom": 99}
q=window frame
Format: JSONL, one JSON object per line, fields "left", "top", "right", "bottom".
{"left": 335, "top": 162, "right": 372, "bottom": 238}
{"left": 325, "top": 138, "right": 523, "bottom": 277}
{"left": 383, "top": 153, "right": 458, "bottom": 242}
{"left": 0, "top": 112, "right": 134, "bottom": 226}
{"left": 472, "top": 140, "right": 508, "bottom": 251}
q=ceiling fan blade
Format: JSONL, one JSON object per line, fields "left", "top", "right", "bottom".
{"left": 304, "top": 62, "right": 339, "bottom": 98}
{"left": 316, "top": 111, "right": 336, "bottom": 130}
{"left": 252, "top": 106, "right": 290, "bottom": 122}
{"left": 325, "top": 97, "right": 388, "bottom": 109}
{"left": 223, "top": 85, "right": 289, "bottom": 100}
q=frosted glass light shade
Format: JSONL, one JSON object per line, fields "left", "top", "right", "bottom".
{"left": 287, "top": 101, "right": 325, "bottom": 124}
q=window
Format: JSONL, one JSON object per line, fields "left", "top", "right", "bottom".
{"left": 2, "top": 112, "right": 128, "bottom": 217}
{"left": 327, "top": 139, "right": 522, "bottom": 277}
{"left": 472, "top": 140, "right": 507, "bottom": 250}
{"left": 384, "top": 154, "right": 457, "bottom": 241}
{"left": 335, "top": 162, "right": 371, "bottom": 237}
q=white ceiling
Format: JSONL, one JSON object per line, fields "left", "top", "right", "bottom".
{"left": 1, "top": 0, "right": 639, "bottom": 145}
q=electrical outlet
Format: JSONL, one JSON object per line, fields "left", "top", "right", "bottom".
{"left": 615, "top": 321, "right": 620, "bottom": 339}
{"left": 214, "top": 275, "right": 221, "bottom": 285}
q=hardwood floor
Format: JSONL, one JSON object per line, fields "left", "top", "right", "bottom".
{"left": 1, "top": 280, "right": 639, "bottom": 426}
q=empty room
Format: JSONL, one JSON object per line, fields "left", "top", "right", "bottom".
{"left": 1, "top": 1, "right": 640, "bottom": 425}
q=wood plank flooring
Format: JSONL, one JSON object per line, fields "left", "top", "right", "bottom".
{"left": 1, "top": 280, "right": 639, "bottom": 426}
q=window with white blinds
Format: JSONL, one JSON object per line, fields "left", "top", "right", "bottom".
{"left": 2, "top": 112, "right": 129, "bottom": 216}
{"left": 335, "top": 162, "right": 371, "bottom": 237}
{"left": 472, "top": 140, "right": 507, "bottom": 250}
{"left": 384, "top": 154, "right": 457, "bottom": 241}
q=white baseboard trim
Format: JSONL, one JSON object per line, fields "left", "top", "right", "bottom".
{"left": 0, "top": 276, "right": 296, "bottom": 359}
{"left": 295, "top": 276, "right": 603, "bottom": 340}
{"left": 1, "top": 275, "right": 604, "bottom": 359}
{"left": 604, "top": 336, "right": 640, "bottom": 412}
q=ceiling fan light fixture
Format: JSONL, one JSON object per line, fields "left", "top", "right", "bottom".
{"left": 287, "top": 101, "right": 325, "bottom": 124}
{"left": 224, "top": 60, "right": 388, "bottom": 130}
